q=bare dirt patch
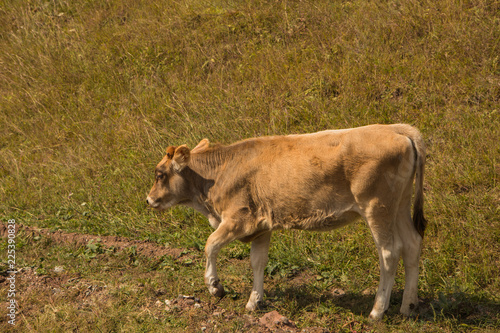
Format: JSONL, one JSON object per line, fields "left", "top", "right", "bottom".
{"left": 0, "top": 222, "right": 184, "bottom": 259}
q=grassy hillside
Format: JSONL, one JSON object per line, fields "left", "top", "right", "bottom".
{"left": 1, "top": 0, "right": 499, "bottom": 331}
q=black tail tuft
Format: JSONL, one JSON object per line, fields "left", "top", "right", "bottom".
{"left": 413, "top": 204, "right": 427, "bottom": 239}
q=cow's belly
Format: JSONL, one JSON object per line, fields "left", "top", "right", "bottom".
{"left": 275, "top": 210, "right": 361, "bottom": 232}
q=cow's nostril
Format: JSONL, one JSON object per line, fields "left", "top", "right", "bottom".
{"left": 147, "top": 196, "right": 159, "bottom": 207}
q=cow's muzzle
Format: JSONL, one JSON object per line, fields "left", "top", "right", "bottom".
{"left": 146, "top": 196, "right": 160, "bottom": 208}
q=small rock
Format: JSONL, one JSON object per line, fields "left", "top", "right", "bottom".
{"left": 260, "top": 310, "right": 296, "bottom": 330}
{"left": 54, "top": 266, "right": 64, "bottom": 273}
{"left": 194, "top": 303, "right": 201, "bottom": 309}
{"left": 155, "top": 300, "right": 163, "bottom": 307}
{"left": 362, "top": 288, "right": 373, "bottom": 296}
{"left": 213, "top": 309, "right": 225, "bottom": 316}
{"left": 165, "top": 299, "right": 172, "bottom": 306}
{"left": 165, "top": 305, "right": 178, "bottom": 313}
{"left": 155, "top": 288, "right": 167, "bottom": 296}
{"left": 331, "top": 288, "right": 346, "bottom": 298}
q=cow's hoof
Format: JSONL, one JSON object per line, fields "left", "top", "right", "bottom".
{"left": 245, "top": 300, "right": 264, "bottom": 312}
{"left": 400, "top": 302, "right": 418, "bottom": 317}
{"left": 368, "top": 309, "right": 385, "bottom": 322}
{"left": 245, "top": 291, "right": 264, "bottom": 311}
{"left": 209, "top": 282, "right": 225, "bottom": 298}
{"left": 245, "top": 302, "right": 257, "bottom": 312}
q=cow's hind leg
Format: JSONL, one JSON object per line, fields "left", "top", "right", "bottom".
{"left": 246, "top": 231, "right": 272, "bottom": 311}
{"left": 397, "top": 208, "right": 423, "bottom": 316}
{"left": 367, "top": 207, "right": 402, "bottom": 321}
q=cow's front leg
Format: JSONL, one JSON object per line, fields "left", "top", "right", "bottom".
{"left": 204, "top": 223, "right": 238, "bottom": 298}
{"left": 246, "top": 231, "right": 272, "bottom": 311}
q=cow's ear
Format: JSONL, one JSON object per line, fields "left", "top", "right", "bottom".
{"left": 166, "top": 146, "right": 177, "bottom": 159}
{"left": 192, "top": 138, "right": 210, "bottom": 153}
{"left": 172, "top": 145, "right": 190, "bottom": 171}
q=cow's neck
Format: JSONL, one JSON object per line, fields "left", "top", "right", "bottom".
{"left": 186, "top": 145, "right": 236, "bottom": 201}
{"left": 184, "top": 146, "right": 234, "bottom": 227}
{"left": 188, "top": 145, "right": 233, "bottom": 180}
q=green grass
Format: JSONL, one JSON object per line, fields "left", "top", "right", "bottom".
{"left": 1, "top": 0, "right": 499, "bottom": 331}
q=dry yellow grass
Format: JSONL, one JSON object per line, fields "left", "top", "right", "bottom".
{"left": 1, "top": 0, "right": 499, "bottom": 331}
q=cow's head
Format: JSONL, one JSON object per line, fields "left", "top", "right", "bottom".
{"left": 146, "top": 145, "right": 191, "bottom": 210}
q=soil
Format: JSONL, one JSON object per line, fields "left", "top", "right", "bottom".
{"left": 0, "top": 222, "right": 184, "bottom": 259}
{"left": 0, "top": 222, "right": 329, "bottom": 332}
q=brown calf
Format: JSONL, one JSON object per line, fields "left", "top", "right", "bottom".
{"left": 147, "top": 124, "right": 427, "bottom": 320}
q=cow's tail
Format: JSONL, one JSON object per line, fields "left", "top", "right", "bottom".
{"left": 392, "top": 124, "right": 428, "bottom": 239}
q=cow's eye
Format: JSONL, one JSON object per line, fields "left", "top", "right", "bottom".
{"left": 156, "top": 173, "right": 165, "bottom": 181}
